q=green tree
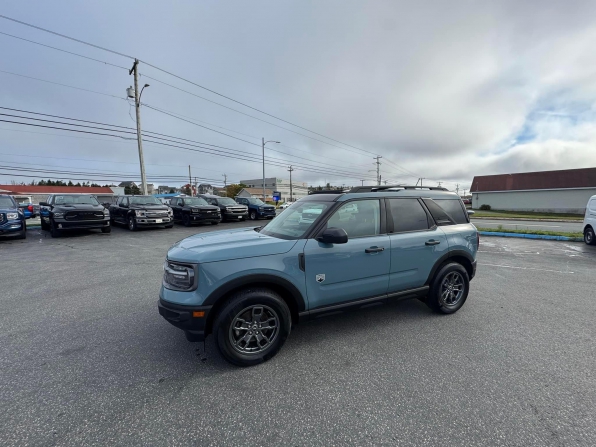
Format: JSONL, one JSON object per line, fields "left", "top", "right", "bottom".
{"left": 169, "top": 188, "right": 176, "bottom": 193}
{"left": 124, "top": 185, "right": 132, "bottom": 195}
{"left": 226, "top": 183, "right": 247, "bottom": 198}
{"left": 67, "top": 181, "right": 74, "bottom": 186}
{"left": 131, "top": 185, "right": 141, "bottom": 195}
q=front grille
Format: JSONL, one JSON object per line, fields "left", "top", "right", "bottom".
{"left": 146, "top": 211, "right": 168, "bottom": 218}
{"left": 65, "top": 211, "right": 105, "bottom": 220}
{"left": 228, "top": 208, "right": 246, "bottom": 213}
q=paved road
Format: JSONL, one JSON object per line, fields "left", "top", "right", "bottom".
{"left": 472, "top": 218, "right": 584, "bottom": 233}
{"left": 1, "top": 224, "right": 595, "bottom": 446}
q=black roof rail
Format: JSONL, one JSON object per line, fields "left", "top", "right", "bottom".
{"left": 349, "top": 185, "right": 449, "bottom": 193}
{"left": 308, "top": 190, "right": 348, "bottom": 195}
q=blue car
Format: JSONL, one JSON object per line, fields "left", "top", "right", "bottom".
{"left": 0, "top": 195, "right": 27, "bottom": 240}
{"left": 159, "top": 186, "right": 478, "bottom": 366}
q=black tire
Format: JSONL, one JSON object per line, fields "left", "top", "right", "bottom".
{"left": 101, "top": 226, "right": 111, "bottom": 234}
{"left": 425, "top": 262, "right": 470, "bottom": 314}
{"left": 249, "top": 211, "right": 257, "bottom": 220}
{"left": 40, "top": 218, "right": 49, "bottom": 231}
{"left": 127, "top": 215, "right": 137, "bottom": 231}
{"left": 16, "top": 222, "right": 26, "bottom": 239}
{"left": 183, "top": 213, "right": 191, "bottom": 227}
{"left": 213, "top": 288, "right": 292, "bottom": 367}
{"left": 50, "top": 219, "right": 61, "bottom": 238}
{"left": 584, "top": 227, "right": 596, "bottom": 246}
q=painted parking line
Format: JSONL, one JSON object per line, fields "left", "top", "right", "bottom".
{"left": 479, "top": 262, "right": 573, "bottom": 274}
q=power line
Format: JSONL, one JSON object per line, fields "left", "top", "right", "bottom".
{"left": 0, "top": 15, "right": 379, "bottom": 157}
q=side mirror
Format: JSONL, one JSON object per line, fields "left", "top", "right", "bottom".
{"left": 39, "top": 202, "right": 49, "bottom": 207}
{"left": 120, "top": 203, "right": 128, "bottom": 208}
{"left": 467, "top": 210, "right": 475, "bottom": 216}
{"left": 317, "top": 227, "right": 348, "bottom": 244}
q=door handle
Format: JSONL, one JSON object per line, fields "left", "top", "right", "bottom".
{"left": 365, "top": 246, "right": 385, "bottom": 253}
{"left": 425, "top": 240, "right": 441, "bottom": 246}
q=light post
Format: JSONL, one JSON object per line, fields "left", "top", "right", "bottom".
{"left": 262, "top": 138, "right": 280, "bottom": 201}
{"left": 128, "top": 58, "right": 150, "bottom": 195}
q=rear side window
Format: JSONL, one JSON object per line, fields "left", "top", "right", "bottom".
{"left": 433, "top": 199, "right": 468, "bottom": 224}
{"left": 422, "top": 199, "right": 455, "bottom": 226}
{"left": 388, "top": 199, "right": 430, "bottom": 233}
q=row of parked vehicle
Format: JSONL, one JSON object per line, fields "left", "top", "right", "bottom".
{"left": 0, "top": 193, "right": 278, "bottom": 239}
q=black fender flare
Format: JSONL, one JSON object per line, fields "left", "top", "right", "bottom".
{"left": 425, "top": 250, "right": 476, "bottom": 285}
{"left": 203, "top": 274, "right": 306, "bottom": 312}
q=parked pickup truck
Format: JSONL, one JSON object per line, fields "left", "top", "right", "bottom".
{"left": 169, "top": 196, "right": 221, "bottom": 226}
{"left": 109, "top": 195, "right": 173, "bottom": 231}
{"left": 40, "top": 194, "right": 110, "bottom": 238}
{"left": 235, "top": 197, "right": 276, "bottom": 220}
{"left": 198, "top": 194, "right": 248, "bottom": 222}
{"left": 0, "top": 194, "right": 27, "bottom": 239}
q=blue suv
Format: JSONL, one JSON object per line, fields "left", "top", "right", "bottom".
{"left": 0, "top": 195, "right": 27, "bottom": 240}
{"left": 158, "top": 186, "right": 478, "bottom": 366}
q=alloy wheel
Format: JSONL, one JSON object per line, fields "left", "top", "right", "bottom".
{"left": 228, "top": 305, "right": 279, "bottom": 354}
{"left": 440, "top": 271, "right": 465, "bottom": 307}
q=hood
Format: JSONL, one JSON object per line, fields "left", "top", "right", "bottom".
{"left": 167, "top": 227, "right": 297, "bottom": 263}
{"left": 129, "top": 203, "right": 170, "bottom": 211}
{"left": 187, "top": 205, "right": 220, "bottom": 211}
{"left": 53, "top": 204, "right": 105, "bottom": 211}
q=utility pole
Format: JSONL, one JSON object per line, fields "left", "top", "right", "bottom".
{"left": 437, "top": 181, "right": 443, "bottom": 187}
{"left": 374, "top": 156, "right": 382, "bottom": 185}
{"left": 361, "top": 179, "right": 365, "bottom": 186}
{"left": 455, "top": 183, "right": 460, "bottom": 195}
{"left": 262, "top": 138, "right": 281, "bottom": 201}
{"left": 288, "top": 165, "right": 294, "bottom": 202}
{"left": 188, "top": 165, "right": 192, "bottom": 196}
{"left": 128, "top": 59, "right": 148, "bottom": 195}
{"left": 222, "top": 174, "right": 227, "bottom": 189}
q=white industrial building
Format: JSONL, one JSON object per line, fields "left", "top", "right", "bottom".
{"left": 239, "top": 177, "right": 308, "bottom": 202}
{"left": 471, "top": 167, "right": 596, "bottom": 214}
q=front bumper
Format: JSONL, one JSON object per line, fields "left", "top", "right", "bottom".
{"left": 190, "top": 214, "right": 221, "bottom": 224}
{"left": 158, "top": 298, "right": 212, "bottom": 342}
{"left": 53, "top": 217, "right": 110, "bottom": 230}
{"left": 223, "top": 211, "right": 248, "bottom": 220}
{"left": 135, "top": 216, "right": 172, "bottom": 226}
{"left": 0, "top": 219, "right": 25, "bottom": 235}
{"left": 257, "top": 210, "right": 276, "bottom": 218}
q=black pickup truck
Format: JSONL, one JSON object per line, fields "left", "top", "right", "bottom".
{"left": 169, "top": 196, "right": 221, "bottom": 226}
{"left": 39, "top": 194, "right": 111, "bottom": 238}
{"left": 109, "top": 195, "right": 173, "bottom": 231}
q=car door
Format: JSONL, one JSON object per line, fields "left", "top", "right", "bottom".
{"left": 117, "top": 197, "right": 129, "bottom": 223}
{"left": 303, "top": 199, "right": 390, "bottom": 310}
{"left": 386, "top": 198, "right": 449, "bottom": 293}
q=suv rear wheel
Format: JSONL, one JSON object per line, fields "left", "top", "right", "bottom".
{"left": 584, "top": 227, "right": 596, "bottom": 245}
{"left": 213, "top": 288, "right": 291, "bottom": 367}
{"left": 426, "top": 262, "right": 470, "bottom": 314}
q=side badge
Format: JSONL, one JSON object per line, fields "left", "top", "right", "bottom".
{"left": 316, "top": 274, "right": 325, "bottom": 283}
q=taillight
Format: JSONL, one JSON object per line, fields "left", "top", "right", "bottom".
{"left": 28, "top": 205, "right": 33, "bottom": 212}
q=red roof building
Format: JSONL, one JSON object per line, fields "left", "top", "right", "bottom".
{"left": 470, "top": 168, "right": 596, "bottom": 214}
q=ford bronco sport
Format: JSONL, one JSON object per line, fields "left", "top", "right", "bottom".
{"left": 158, "top": 186, "right": 478, "bottom": 366}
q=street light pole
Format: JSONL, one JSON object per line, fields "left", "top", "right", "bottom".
{"left": 262, "top": 138, "right": 280, "bottom": 201}
{"left": 288, "top": 165, "right": 294, "bottom": 202}
{"left": 128, "top": 59, "right": 149, "bottom": 195}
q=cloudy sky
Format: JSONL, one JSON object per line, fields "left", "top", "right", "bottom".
{"left": 2, "top": 0, "right": 596, "bottom": 193}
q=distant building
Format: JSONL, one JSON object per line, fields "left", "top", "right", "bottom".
{"left": 213, "top": 187, "right": 227, "bottom": 197}
{"left": 239, "top": 178, "right": 308, "bottom": 202}
{"left": 118, "top": 181, "right": 138, "bottom": 189}
{"left": 157, "top": 185, "right": 177, "bottom": 194}
{"left": 197, "top": 183, "right": 213, "bottom": 195}
{"left": 470, "top": 167, "right": 596, "bottom": 214}
{"left": 140, "top": 183, "right": 155, "bottom": 195}
{"left": 0, "top": 185, "right": 117, "bottom": 204}
{"left": 236, "top": 188, "right": 274, "bottom": 201}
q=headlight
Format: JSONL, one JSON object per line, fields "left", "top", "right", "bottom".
{"left": 191, "top": 208, "right": 199, "bottom": 213}
{"left": 259, "top": 207, "right": 264, "bottom": 211}
{"left": 103, "top": 208, "right": 110, "bottom": 216}
{"left": 168, "top": 209, "right": 173, "bottom": 216}
{"left": 53, "top": 212, "right": 64, "bottom": 218}
{"left": 6, "top": 212, "right": 18, "bottom": 220}
{"left": 163, "top": 260, "right": 196, "bottom": 291}
{"left": 135, "top": 210, "right": 146, "bottom": 217}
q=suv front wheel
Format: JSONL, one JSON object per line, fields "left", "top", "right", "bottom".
{"left": 584, "top": 227, "right": 596, "bottom": 245}
{"left": 426, "top": 262, "right": 470, "bottom": 314}
{"left": 213, "top": 288, "right": 291, "bottom": 367}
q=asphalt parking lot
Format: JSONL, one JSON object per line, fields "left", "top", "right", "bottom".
{"left": 1, "top": 224, "right": 596, "bottom": 446}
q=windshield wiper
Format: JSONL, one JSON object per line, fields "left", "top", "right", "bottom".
{"left": 253, "top": 226, "right": 263, "bottom": 232}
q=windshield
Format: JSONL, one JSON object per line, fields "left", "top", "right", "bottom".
{"left": 260, "top": 201, "right": 330, "bottom": 240}
{"left": 184, "top": 197, "right": 208, "bottom": 206}
{"left": 218, "top": 197, "right": 238, "bottom": 205}
{"left": 247, "top": 198, "right": 265, "bottom": 205}
{"left": 129, "top": 196, "right": 162, "bottom": 205}
{"left": 0, "top": 196, "right": 16, "bottom": 208}
{"left": 54, "top": 195, "right": 99, "bottom": 205}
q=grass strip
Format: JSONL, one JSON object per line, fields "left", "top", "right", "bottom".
{"left": 470, "top": 210, "right": 583, "bottom": 220}
{"left": 476, "top": 227, "right": 582, "bottom": 238}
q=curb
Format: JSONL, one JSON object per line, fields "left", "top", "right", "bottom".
{"left": 478, "top": 231, "right": 583, "bottom": 242}
{"left": 471, "top": 217, "right": 583, "bottom": 223}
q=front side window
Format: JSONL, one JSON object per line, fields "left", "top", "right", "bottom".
{"left": 388, "top": 199, "right": 430, "bottom": 233}
{"left": 247, "top": 198, "right": 265, "bottom": 206}
{"left": 0, "top": 196, "right": 16, "bottom": 208}
{"left": 260, "top": 201, "right": 330, "bottom": 240}
{"left": 54, "top": 195, "right": 99, "bottom": 206}
{"left": 326, "top": 200, "right": 381, "bottom": 238}
{"left": 218, "top": 197, "right": 237, "bottom": 206}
